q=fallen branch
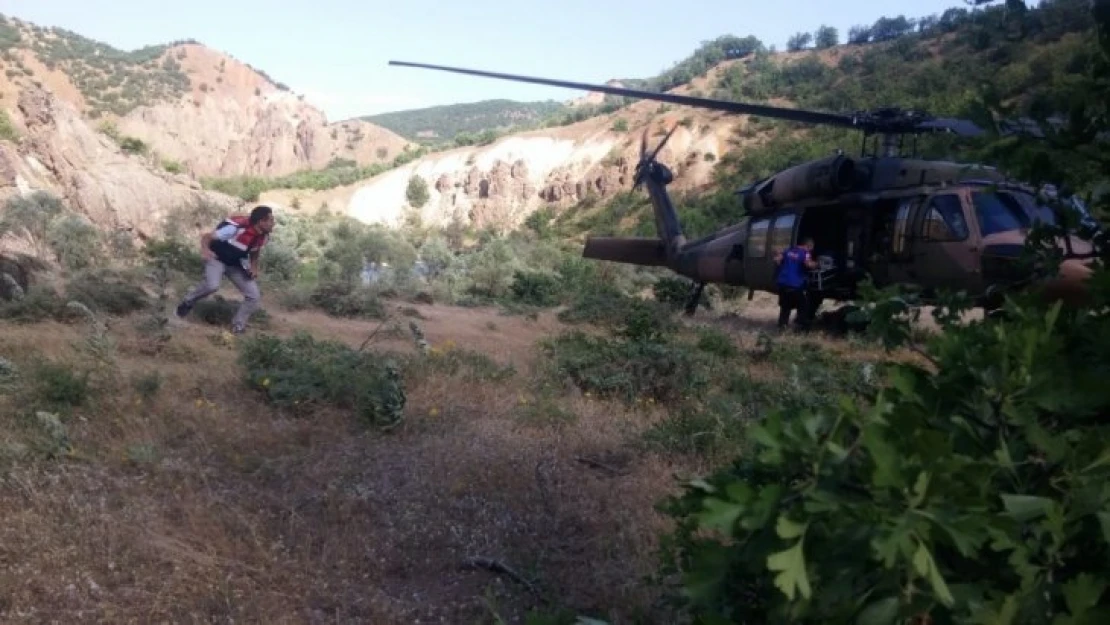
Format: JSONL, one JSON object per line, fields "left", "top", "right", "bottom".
{"left": 357, "top": 315, "right": 393, "bottom": 352}
{"left": 576, "top": 455, "right": 627, "bottom": 476}
{"left": 461, "top": 556, "right": 542, "bottom": 600}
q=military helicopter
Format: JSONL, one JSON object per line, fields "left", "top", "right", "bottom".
{"left": 389, "top": 60, "right": 1098, "bottom": 323}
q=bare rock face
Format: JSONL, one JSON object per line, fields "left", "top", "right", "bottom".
{"left": 12, "top": 42, "right": 406, "bottom": 180}
{"left": 115, "top": 90, "right": 412, "bottom": 179}
{"left": 4, "top": 86, "right": 238, "bottom": 241}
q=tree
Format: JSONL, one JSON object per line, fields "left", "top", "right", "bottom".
{"left": 847, "top": 24, "right": 871, "bottom": 44}
{"left": 814, "top": 25, "right": 838, "bottom": 48}
{"left": 786, "top": 32, "right": 813, "bottom": 51}
{"left": 0, "top": 191, "right": 65, "bottom": 262}
{"left": 405, "top": 174, "right": 429, "bottom": 209}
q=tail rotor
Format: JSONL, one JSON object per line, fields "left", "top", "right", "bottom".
{"left": 633, "top": 123, "right": 679, "bottom": 191}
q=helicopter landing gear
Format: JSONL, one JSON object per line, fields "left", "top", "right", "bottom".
{"left": 684, "top": 281, "right": 708, "bottom": 316}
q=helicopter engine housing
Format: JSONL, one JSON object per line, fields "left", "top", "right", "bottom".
{"left": 743, "top": 153, "right": 857, "bottom": 214}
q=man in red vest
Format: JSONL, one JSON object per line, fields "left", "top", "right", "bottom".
{"left": 175, "top": 204, "right": 277, "bottom": 334}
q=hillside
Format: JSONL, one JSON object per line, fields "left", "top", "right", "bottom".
{"left": 361, "top": 98, "right": 569, "bottom": 143}
{"left": 0, "top": 14, "right": 414, "bottom": 178}
{"left": 257, "top": 0, "right": 1094, "bottom": 235}
{"left": 0, "top": 1, "right": 1107, "bottom": 622}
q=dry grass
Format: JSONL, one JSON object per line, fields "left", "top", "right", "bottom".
{"left": 0, "top": 296, "right": 692, "bottom": 624}
{"left": 0, "top": 289, "right": 894, "bottom": 624}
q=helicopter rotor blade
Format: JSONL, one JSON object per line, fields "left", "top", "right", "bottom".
{"left": 913, "top": 117, "right": 986, "bottom": 137}
{"left": 388, "top": 59, "right": 859, "bottom": 130}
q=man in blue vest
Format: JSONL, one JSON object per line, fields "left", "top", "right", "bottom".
{"left": 774, "top": 236, "right": 817, "bottom": 331}
{"left": 175, "top": 204, "right": 277, "bottom": 334}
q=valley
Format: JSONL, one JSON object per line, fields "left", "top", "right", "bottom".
{"left": 1, "top": 1, "right": 1108, "bottom": 623}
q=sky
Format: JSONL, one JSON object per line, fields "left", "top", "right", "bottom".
{"left": 0, "top": 0, "right": 1010, "bottom": 121}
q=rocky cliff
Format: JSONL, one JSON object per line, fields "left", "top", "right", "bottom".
{"left": 111, "top": 44, "right": 413, "bottom": 178}
{"left": 0, "top": 16, "right": 413, "bottom": 179}
{"left": 0, "top": 85, "right": 238, "bottom": 250}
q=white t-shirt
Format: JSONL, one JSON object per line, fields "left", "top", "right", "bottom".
{"left": 213, "top": 223, "right": 242, "bottom": 241}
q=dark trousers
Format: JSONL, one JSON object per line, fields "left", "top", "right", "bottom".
{"left": 777, "top": 286, "right": 811, "bottom": 329}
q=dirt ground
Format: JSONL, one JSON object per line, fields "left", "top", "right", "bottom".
{"left": 0, "top": 288, "right": 910, "bottom": 624}
{"left": 0, "top": 294, "right": 730, "bottom": 624}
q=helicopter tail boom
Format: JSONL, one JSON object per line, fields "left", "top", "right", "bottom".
{"left": 582, "top": 236, "right": 669, "bottom": 267}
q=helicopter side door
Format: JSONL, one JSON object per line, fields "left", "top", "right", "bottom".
{"left": 905, "top": 189, "right": 983, "bottom": 296}
{"left": 878, "top": 196, "right": 923, "bottom": 286}
{"left": 744, "top": 212, "right": 797, "bottom": 292}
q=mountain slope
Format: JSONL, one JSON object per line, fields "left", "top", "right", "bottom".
{"left": 0, "top": 14, "right": 414, "bottom": 178}
{"left": 0, "top": 84, "right": 238, "bottom": 252}
{"left": 361, "top": 99, "right": 569, "bottom": 143}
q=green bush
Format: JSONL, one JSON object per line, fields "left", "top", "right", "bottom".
{"left": 190, "top": 295, "right": 271, "bottom": 327}
{"left": 309, "top": 281, "right": 386, "bottom": 319}
{"left": 509, "top": 270, "right": 563, "bottom": 307}
{"left": 655, "top": 281, "right": 1110, "bottom": 623}
{"left": 64, "top": 269, "right": 150, "bottom": 315}
{"left": 546, "top": 331, "right": 709, "bottom": 405}
{"left": 238, "top": 332, "right": 406, "bottom": 429}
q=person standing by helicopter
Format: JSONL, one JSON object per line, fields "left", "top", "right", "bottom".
{"left": 774, "top": 237, "right": 818, "bottom": 331}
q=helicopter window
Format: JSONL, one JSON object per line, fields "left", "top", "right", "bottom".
{"left": 972, "top": 191, "right": 1031, "bottom": 237}
{"left": 921, "top": 194, "right": 969, "bottom": 241}
{"left": 747, "top": 218, "right": 770, "bottom": 257}
{"left": 770, "top": 214, "right": 795, "bottom": 255}
{"left": 891, "top": 201, "right": 913, "bottom": 256}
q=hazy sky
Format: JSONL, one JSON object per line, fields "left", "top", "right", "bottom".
{"left": 0, "top": 1, "right": 1016, "bottom": 121}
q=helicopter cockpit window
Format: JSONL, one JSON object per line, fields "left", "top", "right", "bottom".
{"left": 921, "top": 195, "right": 969, "bottom": 241}
{"left": 747, "top": 218, "right": 770, "bottom": 257}
{"left": 972, "top": 191, "right": 1031, "bottom": 237}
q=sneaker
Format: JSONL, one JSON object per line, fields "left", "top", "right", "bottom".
{"left": 175, "top": 300, "right": 193, "bottom": 318}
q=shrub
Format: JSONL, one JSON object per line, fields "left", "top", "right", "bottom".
{"left": 64, "top": 269, "right": 150, "bottom": 315}
{"left": 406, "top": 174, "right": 429, "bottom": 208}
{"left": 190, "top": 295, "right": 271, "bottom": 327}
{"left": 309, "top": 281, "right": 386, "bottom": 319}
{"left": 655, "top": 278, "right": 1110, "bottom": 622}
{"left": 509, "top": 270, "right": 563, "bottom": 307}
{"left": 47, "top": 214, "right": 104, "bottom": 271}
{"left": 0, "top": 286, "right": 69, "bottom": 323}
{"left": 238, "top": 332, "right": 406, "bottom": 429}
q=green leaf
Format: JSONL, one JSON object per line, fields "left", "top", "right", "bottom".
{"left": 766, "top": 539, "right": 812, "bottom": 601}
{"left": 686, "top": 478, "right": 716, "bottom": 493}
{"left": 909, "top": 471, "right": 930, "bottom": 508}
{"left": 1081, "top": 447, "right": 1110, "bottom": 474}
{"left": 1001, "top": 494, "right": 1054, "bottom": 522}
{"left": 970, "top": 593, "right": 1019, "bottom": 625}
{"left": 862, "top": 422, "right": 903, "bottom": 488}
{"left": 912, "top": 541, "right": 955, "bottom": 607}
{"left": 994, "top": 439, "right": 1015, "bottom": 472}
{"left": 1062, "top": 573, "right": 1107, "bottom": 619}
{"left": 856, "top": 596, "right": 899, "bottom": 625}
{"left": 1098, "top": 511, "right": 1110, "bottom": 548}
{"left": 826, "top": 440, "right": 850, "bottom": 462}
{"left": 776, "top": 515, "right": 806, "bottom": 540}
{"left": 698, "top": 497, "right": 743, "bottom": 533}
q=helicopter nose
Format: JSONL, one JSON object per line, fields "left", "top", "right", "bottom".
{"left": 1035, "top": 257, "right": 1094, "bottom": 307}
